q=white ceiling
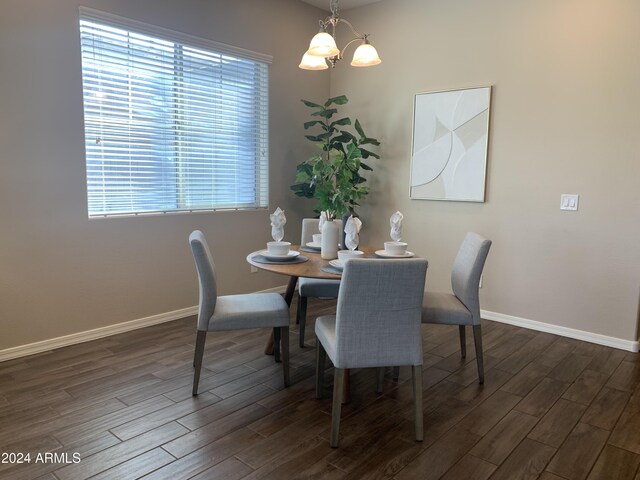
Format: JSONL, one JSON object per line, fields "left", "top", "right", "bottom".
{"left": 299, "top": 0, "right": 383, "bottom": 12}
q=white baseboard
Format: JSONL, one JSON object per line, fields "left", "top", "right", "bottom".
{"left": 482, "top": 309, "right": 640, "bottom": 353}
{"left": 0, "top": 306, "right": 198, "bottom": 363}
{"left": 0, "top": 284, "right": 290, "bottom": 363}
{"left": 259, "top": 285, "right": 289, "bottom": 294}
{"left": 11, "top": 288, "right": 633, "bottom": 362}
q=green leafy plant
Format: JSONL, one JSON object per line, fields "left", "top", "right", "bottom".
{"left": 290, "top": 95, "right": 380, "bottom": 219}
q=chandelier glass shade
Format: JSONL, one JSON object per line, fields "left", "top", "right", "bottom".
{"left": 350, "top": 41, "right": 381, "bottom": 67}
{"left": 307, "top": 32, "right": 339, "bottom": 58}
{"left": 299, "top": 52, "right": 329, "bottom": 70}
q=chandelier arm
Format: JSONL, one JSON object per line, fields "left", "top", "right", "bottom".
{"left": 336, "top": 17, "right": 366, "bottom": 40}
{"left": 319, "top": 17, "right": 332, "bottom": 31}
{"left": 336, "top": 37, "right": 364, "bottom": 61}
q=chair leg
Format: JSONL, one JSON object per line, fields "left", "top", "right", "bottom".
{"left": 281, "top": 326, "right": 290, "bottom": 387}
{"left": 297, "top": 295, "right": 308, "bottom": 348}
{"left": 331, "top": 368, "right": 345, "bottom": 448}
{"left": 375, "top": 367, "right": 385, "bottom": 394}
{"left": 459, "top": 325, "right": 467, "bottom": 358}
{"left": 392, "top": 366, "right": 400, "bottom": 381}
{"left": 315, "top": 338, "right": 326, "bottom": 399}
{"left": 412, "top": 365, "right": 423, "bottom": 442}
{"left": 473, "top": 324, "right": 485, "bottom": 384}
{"left": 192, "top": 330, "right": 207, "bottom": 396}
{"left": 273, "top": 327, "right": 281, "bottom": 363}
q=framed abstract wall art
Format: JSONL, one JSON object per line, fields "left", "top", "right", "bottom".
{"left": 410, "top": 86, "right": 491, "bottom": 202}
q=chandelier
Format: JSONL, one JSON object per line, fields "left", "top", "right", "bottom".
{"left": 299, "top": 0, "right": 382, "bottom": 70}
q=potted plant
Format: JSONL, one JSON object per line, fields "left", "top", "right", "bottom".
{"left": 290, "top": 95, "right": 380, "bottom": 221}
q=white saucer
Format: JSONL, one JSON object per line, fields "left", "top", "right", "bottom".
{"left": 306, "top": 242, "right": 322, "bottom": 250}
{"left": 259, "top": 250, "right": 300, "bottom": 261}
{"left": 375, "top": 250, "right": 415, "bottom": 258}
{"left": 329, "top": 259, "right": 344, "bottom": 270}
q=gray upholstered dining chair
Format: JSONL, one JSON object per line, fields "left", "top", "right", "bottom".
{"left": 296, "top": 218, "right": 341, "bottom": 348}
{"left": 189, "top": 230, "right": 290, "bottom": 395}
{"left": 422, "top": 232, "right": 492, "bottom": 384}
{"left": 315, "top": 258, "right": 428, "bottom": 447}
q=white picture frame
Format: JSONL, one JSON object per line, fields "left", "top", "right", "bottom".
{"left": 410, "top": 86, "right": 491, "bottom": 202}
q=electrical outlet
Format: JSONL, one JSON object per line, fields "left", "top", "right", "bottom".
{"left": 479, "top": 274, "right": 483, "bottom": 288}
{"left": 250, "top": 266, "right": 258, "bottom": 273}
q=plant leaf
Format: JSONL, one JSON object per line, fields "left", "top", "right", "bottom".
{"left": 304, "top": 120, "right": 324, "bottom": 129}
{"left": 330, "top": 143, "right": 346, "bottom": 156}
{"left": 330, "top": 117, "right": 351, "bottom": 128}
{"left": 324, "top": 95, "right": 348, "bottom": 106}
{"left": 359, "top": 137, "right": 380, "bottom": 146}
{"left": 354, "top": 119, "right": 365, "bottom": 138}
{"left": 312, "top": 108, "right": 338, "bottom": 118}
{"left": 295, "top": 171, "right": 310, "bottom": 182}
{"left": 305, "top": 132, "right": 331, "bottom": 142}
{"left": 345, "top": 142, "right": 361, "bottom": 160}
{"left": 301, "top": 99, "right": 322, "bottom": 108}
{"left": 332, "top": 133, "right": 352, "bottom": 144}
{"left": 360, "top": 149, "right": 380, "bottom": 159}
{"left": 355, "top": 175, "right": 367, "bottom": 184}
{"left": 360, "top": 162, "right": 373, "bottom": 171}
{"left": 339, "top": 130, "right": 358, "bottom": 144}
{"left": 290, "top": 183, "right": 315, "bottom": 198}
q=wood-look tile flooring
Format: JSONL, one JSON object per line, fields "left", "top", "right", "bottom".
{"left": 1, "top": 298, "right": 640, "bottom": 480}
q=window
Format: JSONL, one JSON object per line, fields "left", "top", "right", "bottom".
{"left": 79, "top": 8, "right": 270, "bottom": 217}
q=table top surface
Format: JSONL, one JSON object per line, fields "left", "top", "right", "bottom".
{"left": 246, "top": 245, "right": 378, "bottom": 279}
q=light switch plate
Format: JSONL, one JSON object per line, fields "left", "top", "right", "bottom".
{"left": 560, "top": 194, "right": 579, "bottom": 211}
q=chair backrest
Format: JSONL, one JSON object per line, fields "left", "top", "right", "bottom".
{"left": 333, "top": 258, "right": 428, "bottom": 369}
{"left": 189, "top": 230, "right": 218, "bottom": 331}
{"left": 301, "top": 218, "right": 319, "bottom": 245}
{"left": 451, "top": 232, "right": 492, "bottom": 325}
{"left": 301, "top": 217, "right": 343, "bottom": 245}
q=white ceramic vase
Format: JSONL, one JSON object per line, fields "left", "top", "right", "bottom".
{"left": 321, "top": 219, "right": 339, "bottom": 260}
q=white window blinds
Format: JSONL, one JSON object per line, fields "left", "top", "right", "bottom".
{"left": 79, "top": 8, "right": 270, "bottom": 217}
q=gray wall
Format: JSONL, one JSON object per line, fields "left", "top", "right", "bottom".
{"left": 330, "top": 0, "right": 640, "bottom": 343}
{"left": 2, "top": 0, "right": 638, "bottom": 353}
{"left": 0, "top": 0, "right": 328, "bottom": 350}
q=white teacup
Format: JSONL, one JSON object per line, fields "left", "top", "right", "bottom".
{"left": 312, "top": 234, "right": 322, "bottom": 244}
{"left": 337, "top": 249, "right": 364, "bottom": 265}
{"left": 384, "top": 241, "right": 408, "bottom": 255}
{"left": 267, "top": 241, "right": 291, "bottom": 256}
